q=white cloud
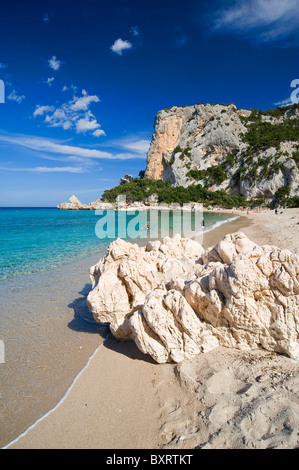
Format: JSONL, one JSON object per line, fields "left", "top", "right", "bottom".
{"left": 75, "top": 113, "right": 101, "bottom": 134}
{"left": 44, "top": 108, "right": 73, "bottom": 130}
{"left": 111, "top": 38, "right": 132, "bottom": 55}
{"left": 0, "top": 166, "right": 86, "bottom": 173}
{"left": 109, "top": 137, "right": 150, "bottom": 154}
{"left": 0, "top": 134, "right": 147, "bottom": 160}
{"left": 273, "top": 97, "right": 293, "bottom": 106}
{"left": 43, "top": 13, "right": 50, "bottom": 22}
{"left": 33, "top": 105, "right": 55, "bottom": 117}
{"left": 48, "top": 55, "right": 62, "bottom": 71}
{"left": 93, "top": 129, "right": 106, "bottom": 137}
{"left": 70, "top": 90, "right": 100, "bottom": 111}
{"left": 33, "top": 89, "right": 105, "bottom": 137}
{"left": 47, "top": 77, "right": 55, "bottom": 86}
{"left": 7, "top": 89, "right": 25, "bottom": 103}
{"left": 34, "top": 166, "right": 84, "bottom": 173}
{"left": 62, "top": 84, "right": 77, "bottom": 93}
{"left": 0, "top": 62, "right": 7, "bottom": 69}
{"left": 208, "top": 0, "right": 299, "bottom": 45}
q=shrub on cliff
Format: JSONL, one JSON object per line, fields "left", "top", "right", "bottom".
{"left": 102, "top": 179, "right": 248, "bottom": 209}
{"left": 242, "top": 120, "right": 299, "bottom": 152}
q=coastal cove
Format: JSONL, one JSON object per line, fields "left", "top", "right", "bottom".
{"left": 2, "top": 208, "right": 299, "bottom": 449}
{"left": 1, "top": 0, "right": 299, "bottom": 452}
{"left": 1, "top": 208, "right": 299, "bottom": 449}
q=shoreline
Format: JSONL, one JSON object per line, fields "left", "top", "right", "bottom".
{"left": 0, "top": 251, "right": 109, "bottom": 448}
{"left": 3, "top": 208, "right": 299, "bottom": 449}
{"left": 0, "top": 210, "right": 241, "bottom": 449}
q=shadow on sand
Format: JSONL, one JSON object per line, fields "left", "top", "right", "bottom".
{"left": 104, "top": 334, "right": 157, "bottom": 365}
{"left": 67, "top": 283, "right": 108, "bottom": 338}
{"left": 67, "top": 283, "right": 157, "bottom": 364}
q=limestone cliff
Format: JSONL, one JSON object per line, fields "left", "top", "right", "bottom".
{"left": 144, "top": 103, "right": 299, "bottom": 201}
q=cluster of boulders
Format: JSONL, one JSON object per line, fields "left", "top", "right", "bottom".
{"left": 87, "top": 232, "right": 299, "bottom": 363}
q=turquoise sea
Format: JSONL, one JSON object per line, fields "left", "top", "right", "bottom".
{"left": 0, "top": 207, "right": 237, "bottom": 281}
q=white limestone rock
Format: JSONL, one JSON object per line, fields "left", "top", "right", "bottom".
{"left": 57, "top": 195, "right": 88, "bottom": 210}
{"left": 87, "top": 232, "right": 299, "bottom": 362}
{"left": 184, "top": 247, "right": 299, "bottom": 360}
{"left": 87, "top": 234, "right": 203, "bottom": 341}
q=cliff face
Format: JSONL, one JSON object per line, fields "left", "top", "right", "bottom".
{"left": 144, "top": 103, "right": 299, "bottom": 200}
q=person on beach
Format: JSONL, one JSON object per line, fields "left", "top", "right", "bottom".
{"left": 142, "top": 221, "right": 150, "bottom": 230}
{"left": 202, "top": 217, "right": 205, "bottom": 230}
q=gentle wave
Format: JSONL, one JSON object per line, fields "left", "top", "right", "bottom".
{"left": 204, "top": 215, "right": 239, "bottom": 233}
{"left": 193, "top": 215, "right": 239, "bottom": 238}
{"left": 2, "top": 333, "right": 112, "bottom": 449}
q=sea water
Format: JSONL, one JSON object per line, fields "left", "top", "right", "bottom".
{"left": 0, "top": 207, "right": 236, "bottom": 281}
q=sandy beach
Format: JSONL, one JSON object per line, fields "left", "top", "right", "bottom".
{"left": 205, "top": 206, "right": 299, "bottom": 255}
{"left": 4, "top": 208, "right": 299, "bottom": 449}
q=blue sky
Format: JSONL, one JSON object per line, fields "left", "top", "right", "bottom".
{"left": 0, "top": 0, "right": 298, "bottom": 206}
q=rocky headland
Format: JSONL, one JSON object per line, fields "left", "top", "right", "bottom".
{"left": 58, "top": 102, "right": 299, "bottom": 211}
{"left": 57, "top": 195, "right": 115, "bottom": 211}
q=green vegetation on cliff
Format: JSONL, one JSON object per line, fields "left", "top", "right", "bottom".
{"left": 242, "top": 120, "right": 299, "bottom": 152}
{"left": 187, "top": 163, "right": 228, "bottom": 186}
{"left": 102, "top": 178, "right": 250, "bottom": 209}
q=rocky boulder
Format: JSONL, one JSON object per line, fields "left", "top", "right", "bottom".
{"left": 120, "top": 174, "right": 133, "bottom": 185}
{"left": 57, "top": 195, "right": 88, "bottom": 210}
{"left": 87, "top": 232, "right": 299, "bottom": 362}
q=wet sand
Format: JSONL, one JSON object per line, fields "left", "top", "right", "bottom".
{"left": 0, "top": 252, "right": 109, "bottom": 447}
{"left": 201, "top": 213, "right": 252, "bottom": 248}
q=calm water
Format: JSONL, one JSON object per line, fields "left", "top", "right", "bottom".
{"left": 0, "top": 207, "right": 236, "bottom": 281}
